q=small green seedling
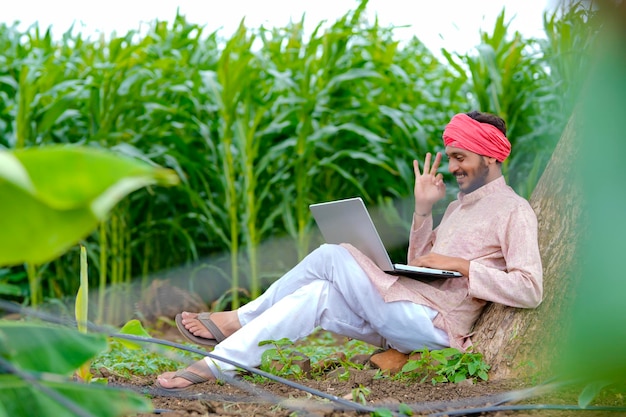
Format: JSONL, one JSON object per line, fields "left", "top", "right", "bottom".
{"left": 397, "top": 347, "right": 490, "bottom": 384}
{"left": 351, "top": 384, "right": 371, "bottom": 405}
{"left": 259, "top": 338, "right": 309, "bottom": 379}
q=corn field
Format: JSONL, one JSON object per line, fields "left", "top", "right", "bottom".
{"left": 0, "top": 1, "right": 595, "bottom": 320}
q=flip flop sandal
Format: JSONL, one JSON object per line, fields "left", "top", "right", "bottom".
{"left": 175, "top": 312, "right": 227, "bottom": 347}
{"left": 154, "top": 369, "right": 211, "bottom": 393}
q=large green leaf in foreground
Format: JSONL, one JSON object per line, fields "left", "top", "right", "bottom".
{"left": 0, "top": 321, "right": 153, "bottom": 416}
{"left": 0, "top": 375, "right": 152, "bottom": 417}
{"left": 0, "top": 321, "right": 107, "bottom": 374}
{"left": 0, "top": 145, "right": 179, "bottom": 266}
{"left": 558, "top": 27, "right": 626, "bottom": 392}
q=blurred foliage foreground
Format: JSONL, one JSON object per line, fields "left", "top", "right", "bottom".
{"left": 0, "top": 2, "right": 594, "bottom": 316}
{"left": 0, "top": 146, "right": 181, "bottom": 416}
{"left": 557, "top": 3, "right": 626, "bottom": 405}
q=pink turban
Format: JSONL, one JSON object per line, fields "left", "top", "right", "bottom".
{"left": 442, "top": 113, "right": 511, "bottom": 162}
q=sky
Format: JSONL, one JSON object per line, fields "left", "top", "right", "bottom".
{"left": 2, "top": 0, "right": 556, "bottom": 55}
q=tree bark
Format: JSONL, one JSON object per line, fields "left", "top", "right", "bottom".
{"left": 472, "top": 115, "right": 583, "bottom": 380}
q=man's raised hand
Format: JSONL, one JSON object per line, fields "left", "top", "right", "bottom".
{"left": 413, "top": 152, "right": 446, "bottom": 216}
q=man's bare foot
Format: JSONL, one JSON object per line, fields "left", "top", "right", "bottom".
{"left": 156, "top": 359, "right": 214, "bottom": 389}
{"left": 181, "top": 311, "right": 241, "bottom": 340}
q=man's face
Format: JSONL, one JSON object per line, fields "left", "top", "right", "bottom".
{"left": 444, "top": 145, "right": 491, "bottom": 194}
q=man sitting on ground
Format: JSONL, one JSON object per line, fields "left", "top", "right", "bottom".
{"left": 156, "top": 111, "right": 543, "bottom": 391}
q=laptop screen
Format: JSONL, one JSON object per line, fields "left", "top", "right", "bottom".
{"left": 309, "top": 197, "right": 397, "bottom": 271}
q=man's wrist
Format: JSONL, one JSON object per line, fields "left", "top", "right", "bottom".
{"left": 415, "top": 211, "right": 431, "bottom": 217}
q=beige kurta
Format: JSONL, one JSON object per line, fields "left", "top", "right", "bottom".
{"left": 342, "top": 176, "right": 543, "bottom": 350}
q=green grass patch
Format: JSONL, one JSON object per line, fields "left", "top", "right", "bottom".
{"left": 91, "top": 339, "right": 203, "bottom": 378}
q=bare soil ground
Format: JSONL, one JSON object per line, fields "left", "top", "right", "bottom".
{"left": 112, "top": 283, "right": 596, "bottom": 416}
{"left": 112, "top": 371, "right": 624, "bottom": 417}
{"left": 115, "top": 370, "right": 526, "bottom": 417}
{"left": 102, "top": 325, "right": 625, "bottom": 417}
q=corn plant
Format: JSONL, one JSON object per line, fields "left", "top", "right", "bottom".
{"left": 256, "top": 2, "right": 458, "bottom": 260}
{"left": 442, "top": 5, "right": 597, "bottom": 199}
{"left": 0, "top": 1, "right": 592, "bottom": 313}
{"left": 541, "top": 1, "right": 597, "bottom": 114}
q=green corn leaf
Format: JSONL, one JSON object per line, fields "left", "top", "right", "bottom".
{"left": 0, "top": 146, "right": 179, "bottom": 266}
{"left": 0, "top": 321, "right": 107, "bottom": 374}
{"left": 0, "top": 375, "right": 152, "bottom": 417}
{"left": 0, "top": 283, "right": 22, "bottom": 297}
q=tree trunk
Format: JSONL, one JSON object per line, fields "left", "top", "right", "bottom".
{"left": 472, "top": 115, "right": 583, "bottom": 380}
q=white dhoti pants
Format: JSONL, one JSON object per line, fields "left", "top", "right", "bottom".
{"left": 205, "top": 244, "right": 449, "bottom": 376}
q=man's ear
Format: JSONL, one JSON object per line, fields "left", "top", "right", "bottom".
{"left": 483, "top": 156, "right": 498, "bottom": 165}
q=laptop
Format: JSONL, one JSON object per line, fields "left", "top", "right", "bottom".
{"left": 309, "top": 197, "right": 463, "bottom": 281}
